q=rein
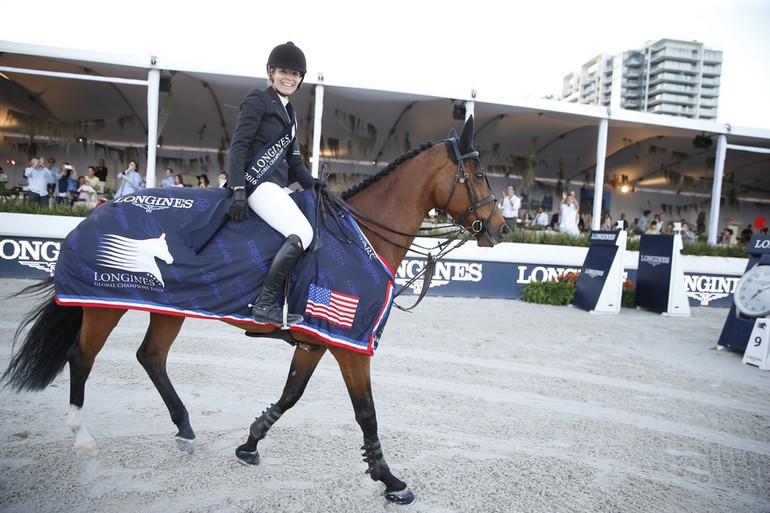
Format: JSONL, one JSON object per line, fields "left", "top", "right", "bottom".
{"left": 314, "top": 135, "right": 497, "bottom": 312}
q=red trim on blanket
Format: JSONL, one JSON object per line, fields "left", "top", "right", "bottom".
{"left": 54, "top": 295, "right": 376, "bottom": 356}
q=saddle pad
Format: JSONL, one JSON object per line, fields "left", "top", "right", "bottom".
{"left": 54, "top": 187, "right": 394, "bottom": 355}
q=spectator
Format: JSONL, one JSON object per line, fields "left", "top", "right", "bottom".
{"left": 24, "top": 157, "right": 53, "bottom": 207}
{"left": 45, "top": 157, "right": 59, "bottom": 204}
{"left": 84, "top": 166, "right": 101, "bottom": 190}
{"left": 617, "top": 212, "right": 629, "bottom": 230}
{"left": 74, "top": 175, "right": 97, "bottom": 204}
{"left": 94, "top": 158, "right": 109, "bottom": 188}
{"left": 531, "top": 206, "right": 549, "bottom": 228}
{"left": 680, "top": 221, "right": 698, "bottom": 245}
{"left": 160, "top": 168, "right": 175, "bottom": 187}
{"left": 114, "top": 160, "right": 143, "bottom": 198}
{"left": 498, "top": 184, "right": 520, "bottom": 231}
{"left": 718, "top": 227, "right": 736, "bottom": 246}
{"left": 56, "top": 163, "right": 77, "bottom": 205}
{"left": 600, "top": 213, "right": 613, "bottom": 231}
{"left": 0, "top": 166, "right": 8, "bottom": 192}
{"left": 653, "top": 213, "right": 665, "bottom": 233}
{"left": 558, "top": 191, "right": 580, "bottom": 235}
{"left": 638, "top": 210, "right": 651, "bottom": 233}
{"left": 739, "top": 224, "right": 753, "bottom": 244}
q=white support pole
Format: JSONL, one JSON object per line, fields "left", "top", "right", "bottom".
{"left": 707, "top": 134, "right": 728, "bottom": 245}
{"left": 310, "top": 73, "right": 325, "bottom": 178}
{"left": 145, "top": 68, "right": 160, "bottom": 189}
{"left": 591, "top": 117, "right": 609, "bottom": 231}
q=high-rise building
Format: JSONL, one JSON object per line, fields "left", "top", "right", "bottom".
{"left": 560, "top": 39, "right": 722, "bottom": 120}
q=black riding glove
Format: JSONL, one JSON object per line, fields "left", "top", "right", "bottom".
{"left": 229, "top": 187, "right": 248, "bottom": 222}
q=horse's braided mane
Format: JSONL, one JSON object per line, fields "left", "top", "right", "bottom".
{"left": 341, "top": 141, "right": 435, "bottom": 200}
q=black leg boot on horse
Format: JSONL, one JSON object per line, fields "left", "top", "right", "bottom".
{"left": 251, "top": 234, "right": 304, "bottom": 327}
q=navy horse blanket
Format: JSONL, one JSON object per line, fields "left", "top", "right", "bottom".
{"left": 54, "top": 187, "right": 395, "bottom": 355}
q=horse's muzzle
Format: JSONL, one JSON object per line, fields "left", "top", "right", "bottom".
{"left": 476, "top": 222, "right": 508, "bottom": 247}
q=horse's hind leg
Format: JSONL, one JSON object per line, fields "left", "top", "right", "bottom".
{"left": 135, "top": 313, "right": 193, "bottom": 453}
{"left": 330, "top": 347, "right": 415, "bottom": 505}
{"left": 235, "top": 343, "right": 328, "bottom": 465}
{"left": 67, "top": 307, "right": 126, "bottom": 456}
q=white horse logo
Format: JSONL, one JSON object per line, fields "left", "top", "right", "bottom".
{"left": 95, "top": 233, "right": 174, "bottom": 286}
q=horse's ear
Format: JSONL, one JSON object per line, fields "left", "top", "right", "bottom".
{"left": 459, "top": 115, "right": 475, "bottom": 153}
{"left": 447, "top": 127, "right": 458, "bottom": 139}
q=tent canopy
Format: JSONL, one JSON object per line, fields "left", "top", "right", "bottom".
{"left": 2, "top": 42, "right": 770, "bottom": 205}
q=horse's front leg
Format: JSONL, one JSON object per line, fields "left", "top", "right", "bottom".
{"left": 136, "top": 313, "right": 192, "bottom": 453}
{"left": 235, "top": 343, "right": 328, "bottom": 464}
{"left": 67, "top": 307, "right": 126, "bottom": 456}
{"left": 329, "top": 347, "right": 415, "bottom": 505}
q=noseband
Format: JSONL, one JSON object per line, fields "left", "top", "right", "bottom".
{"left": 435, "top": 137, "right": 498, "bottom": 238}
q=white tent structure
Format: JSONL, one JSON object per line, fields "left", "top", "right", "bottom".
{"left": 2, "top": 40, "right": 770, "bottom": 244}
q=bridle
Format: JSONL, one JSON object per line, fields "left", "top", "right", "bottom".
{"left": 434, "top": 136, "right": 499, "bottom": 239}
{"left": 315, "top": 135, "right": 498, "bottom": 310}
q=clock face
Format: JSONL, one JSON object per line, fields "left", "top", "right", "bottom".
{"left": 734, "top": 265, "right": 770, "bottom": 318}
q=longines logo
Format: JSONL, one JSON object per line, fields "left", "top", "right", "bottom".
{"left": 114, "top": 195, "right": 195, "bottom": 213}
{"left": 94, "top": 233, "right": 173, "bottom": 288}
{"left": 584, "top": 268, "right": 605, "bottom": 278}
{"left": 590, "top": 233, "right": 617, "bottom": 241}
{"left": 0, "top": 238, "right": 60, "bottom": 276}
{"left": 640, "top": 255, "right": 670, "bottom": 267}
{"left": 685, "top": 274, "right": 738, "bottom": 305}
{"left": 516, "top": 265, "right": 581, "bottom": 284}
{"left": 396, "top": 259, "right": 482, "bottom": 293}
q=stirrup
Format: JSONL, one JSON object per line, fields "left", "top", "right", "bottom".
{"left": 251, "top": 302, "right": 303, "bottom": 329}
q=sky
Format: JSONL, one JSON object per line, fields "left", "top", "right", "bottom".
{"left": 1, "top": 0, "right": 769, "bottom": 129}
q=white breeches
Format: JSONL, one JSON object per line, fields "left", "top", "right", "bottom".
{"left": 248, "top": 182, "right": 313, "bottom": 248}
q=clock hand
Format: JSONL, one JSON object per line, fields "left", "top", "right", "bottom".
{"left": 749, "top": 286, "right": 770, "bottom": 301}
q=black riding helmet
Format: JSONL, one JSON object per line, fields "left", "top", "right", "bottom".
{"left": 266, "top": 41, "right": 307, "bottom": 89}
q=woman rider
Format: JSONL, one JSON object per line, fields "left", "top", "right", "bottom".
{"left": 226, "top": 41, "right": 316, "bottom": 326}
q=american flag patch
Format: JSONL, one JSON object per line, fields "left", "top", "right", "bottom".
{"left": 305, "top": 284, "right": 360, "bottom": 328}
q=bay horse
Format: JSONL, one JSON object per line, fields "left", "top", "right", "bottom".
{"left": 2, "top": 115, "right": 507, "bottom": 505}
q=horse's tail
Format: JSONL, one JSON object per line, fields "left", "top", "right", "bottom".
{"left": 1, "top": 277, "right": 83, "bottom": 392}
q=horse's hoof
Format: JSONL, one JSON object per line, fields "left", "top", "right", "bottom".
{"left": 174, "top": 436, "right": 195, "bottom": 455}
{"left": 73, "top": 442, "right": 99, "bottom": 457}
{"left": 385, "top": 486, "right": 415, "bottom": 505}
{"left": 235, "top": 445, "right": 260, "bottom": 465}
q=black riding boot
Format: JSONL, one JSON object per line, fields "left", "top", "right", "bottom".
{"left": 252, "top": 234, "right": 304, "bottom": 326}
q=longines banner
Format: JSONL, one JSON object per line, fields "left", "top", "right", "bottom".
{"left": 0, "top": 235, "right": 741, "bottom": 308}
{"left": 635, "top": 234, "right": 675, "bottom": 313}
{"left": 571, "top": 230, "right": 620, "bottom": 311}
{"left": 0, "top": 236, "right": 60, "bottom": 277}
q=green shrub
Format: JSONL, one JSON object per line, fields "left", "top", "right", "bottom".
{"left": 504, "top": 229, "right": 590, "bottom": 247}
{"left": 0, "top": 201, "right": 91, "bottom": 217}
{"left": 621, "top": 279, "right": 636, "bottom": 308}
{"left": 520, "top": 271, "right": 579, "bottom": 305}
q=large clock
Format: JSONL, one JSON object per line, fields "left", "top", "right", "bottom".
{"left": 734, "top": 264, "right": 770, "bottom": 318}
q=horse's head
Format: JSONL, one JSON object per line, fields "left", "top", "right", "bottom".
{"left": 436, "top": 116, "right": 508, "bottom": 247}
